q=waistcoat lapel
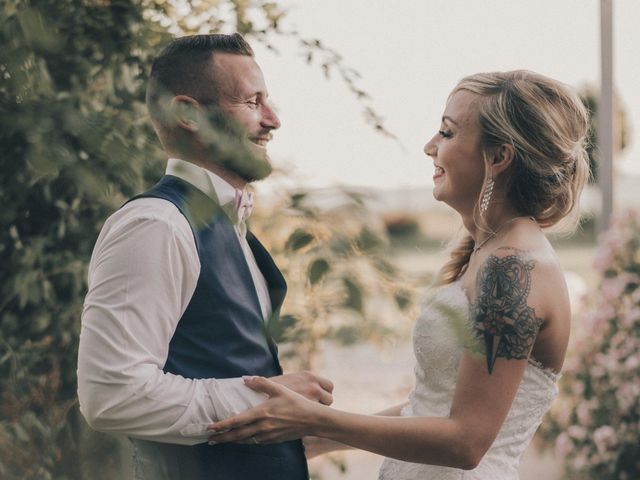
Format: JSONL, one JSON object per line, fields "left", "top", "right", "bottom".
{"left": 246, "top": 231, "right": 287, "bottom": 315}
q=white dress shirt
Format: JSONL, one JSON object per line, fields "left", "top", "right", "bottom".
{"left": 77, "top": 159, "right": 272, "bottom": 445}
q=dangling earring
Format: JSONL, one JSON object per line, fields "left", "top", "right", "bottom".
{"left": 480, "top": 176, "right": 494, "bottom": 216}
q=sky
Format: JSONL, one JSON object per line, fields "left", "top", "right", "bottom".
{"left": 250, "top": 0, "right": 640, "bottom": 193}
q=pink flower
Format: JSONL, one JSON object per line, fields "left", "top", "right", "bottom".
{"left": 601, "top": 277, "right": 626, "bottom": 302}
{"left": 583, "top": 305, "right": 616, "bottom": 336}
{"left": 590, "top": 363, "right": 606, "bottom": 378}
{"left": 631, "top": 287, "right": 640, "bottom": 304}
{"left": 555, "top": 432, "right": 574, "bottom": 457}
{"left": 576, "top": 401, "right": 592, "bottom": 426}
{"left": 593, "top": 425, "right": 617, "bottom": 454}
{"left": 570, "top": 446, "right": 590, "bottom": 470}
{"left": 568, "top": 425, "right": 587, "bottom": 441}
{"left": 552, "top": 397, "right": 573, "bottom": 426}
{"left": 593, "top": 351, "right": 622, "bottom": 373}
{"left": 593, "top": 246, "right": 614, "bottom": 272}
{"left": 572, "top": 382, "right": 585, "bottom": 396}
{"left": 616, "top": 382, "right": 639, "bottom": 411}
{"left": 625, "top": 353, "right": 640, "bottom": 370}
{"left": 620, "top": 306, "right": 640, "bottom": 329}
{"left": 563, "top": 354, "right": 580, "bottom": 372}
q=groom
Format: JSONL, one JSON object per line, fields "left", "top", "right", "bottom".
{"left": 77, "top": 33, "right": 333, "bottom": 479}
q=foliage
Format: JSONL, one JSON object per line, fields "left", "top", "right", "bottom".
{"left": 0, "top": 0, "right": 404, "bottom": 478}
{"left": 253, "top": 186, "right": 415, "bottom": 370}
{"left": 539, "top": 209, "right": 640, "bottom": 479}
{"left": 1, "top": 1, "right": 169, "bottom": 477}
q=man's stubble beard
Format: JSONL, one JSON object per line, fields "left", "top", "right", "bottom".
{"left": 239, "top": 141, "right": 273, "bottom": 182}
{"left": 199, "top": 137, "right": 272, "bottom": 183}
{"left": 199, "top": 108, "right": 273, "bottom": 183}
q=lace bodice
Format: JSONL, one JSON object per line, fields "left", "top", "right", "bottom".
{"left": 378, "top": 282, "right": 558, "bottom": 480}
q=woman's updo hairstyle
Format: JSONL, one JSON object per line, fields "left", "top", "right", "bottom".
{"left": 439, "top": 70, "right": 590, "bottom": 284}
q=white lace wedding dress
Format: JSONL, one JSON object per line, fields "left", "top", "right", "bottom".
{"left": 378, "top": 281, "right": 559, "bottom": 480}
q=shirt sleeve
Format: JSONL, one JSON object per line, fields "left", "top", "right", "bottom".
{"left": 77, "top": 199, "right": 267, "bottom": 445}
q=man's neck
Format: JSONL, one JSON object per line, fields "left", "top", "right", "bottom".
{"left": 198, "top": 160, "right": 248, "bottom": 190}
{"left": 169, "top": 152, "right": 248, "bottom": 190}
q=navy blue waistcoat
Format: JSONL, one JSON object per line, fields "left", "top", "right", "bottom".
{"left": 128, "top": 175, "right": 308, "bottom": 480}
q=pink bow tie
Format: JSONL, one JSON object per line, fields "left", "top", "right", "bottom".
{"left": 233, "top": 188, "right": 253, "bottom": 226}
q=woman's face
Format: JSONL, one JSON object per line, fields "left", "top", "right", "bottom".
{"left": 424, "top": 89, "right": 487, "bottom": 214}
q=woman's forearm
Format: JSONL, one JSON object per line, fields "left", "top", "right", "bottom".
{"left": 310, "top": 406, "right": 479, "bottom": 470}
{"left": 374, "top": 402, "right": 408, "bottom": 416}
{"left": 305, "top": 403, "right": 408, "bottom": 459}
{"left": 303, "top": 436, "right": 353, "bottom": 459}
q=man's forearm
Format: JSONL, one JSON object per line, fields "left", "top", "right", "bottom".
{"left": 78, "top": 357, "right": 268, "bottom": 445}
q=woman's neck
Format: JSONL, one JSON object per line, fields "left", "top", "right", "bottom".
{"left": 460, "top": 203, "right": 524, "bottom": 247}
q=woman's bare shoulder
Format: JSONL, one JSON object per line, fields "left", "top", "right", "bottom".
{"left": 474, "top": 241, "right": 568, "bottom": 320}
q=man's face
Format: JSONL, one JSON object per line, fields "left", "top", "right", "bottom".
{"left": 208, "top": 53, "right": 281, "bottom": 181}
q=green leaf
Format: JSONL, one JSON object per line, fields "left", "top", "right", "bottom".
{"left": 21, "top": 411, "right": 49, "bottom": 437}
{"left": 394, "top": 290, "right": 411, "bottom": 310}
{"left": 17, "top": 8, "right": 64, "bottom": 52}
{"left": 285, "top": 228, "right": 314, "bottom": 251}
{"left": 373, "top": 257, "right": 397, "bottom": 276}
{"left": 355, "top": 227, "right": 383, "bottom": 252}
{"left": 30, "top": 312, "right": 51, "bottom": 334}
{"left": 26, "top": 144, "right": 60, "bottom": 178}
{"left": 332, "top": 325, "right": 359, "bottom": 346}
{"left": 308, "top": 259, "right": 329, "bottom": 285}
{"left": 268, "top": 314, "right": 298, "bottom": 343}
{"left": 1, "top": 312, "right": 19, "bottom": 335}
{"left": 12, "top": 423, "right": 29, "bottom": 443}
{"left": 342, "top": 277, "right": 363, "bottom": 312}
{"left": 329, "top": 235, "right": 353, "bottom": 256}
{"left": 289, "top": 192, "right": 306, "bottom": 209}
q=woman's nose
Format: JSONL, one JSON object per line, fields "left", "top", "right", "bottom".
{"left": 424, "top": 137, "right": 437, "bottom": 157}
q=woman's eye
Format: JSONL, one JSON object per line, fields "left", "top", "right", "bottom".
{"left": 247, "top": 100, "right": 259, "bottom": 109}
{"left": 439, "top": 130, "right": 453, "bottom": 138}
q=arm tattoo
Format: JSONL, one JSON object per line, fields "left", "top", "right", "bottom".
{"left": 471, "top": 248, "right": 543, "bottom": 374}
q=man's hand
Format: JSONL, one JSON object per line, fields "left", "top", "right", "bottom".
{"left": 270, "top": 371, "right": 334, "bottom": 405}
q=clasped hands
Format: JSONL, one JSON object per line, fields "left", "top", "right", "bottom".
{"left": 207, "top": 372, "right": 330, "bottom": 446}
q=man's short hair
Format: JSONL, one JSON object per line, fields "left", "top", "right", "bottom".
{"left": 146, "top": 33, "right": 254, "bottom": 121}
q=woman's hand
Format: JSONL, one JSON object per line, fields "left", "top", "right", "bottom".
{"left": 207, "top": 376, "right": 324, "bottom": 445}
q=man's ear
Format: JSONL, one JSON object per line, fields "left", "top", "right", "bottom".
{"left": 489, "top": 143, "right": 515, "bottom": 177}
{"left": 170, "top": 95, "right": 201, "bottom": 132}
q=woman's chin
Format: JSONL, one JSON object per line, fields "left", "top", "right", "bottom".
{"left": 432, "top": 187, "right": 445, "bottom": 202}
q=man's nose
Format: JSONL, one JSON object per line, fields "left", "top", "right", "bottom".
{"left": 261, "top": 103, "right": 281, "bottom": 130}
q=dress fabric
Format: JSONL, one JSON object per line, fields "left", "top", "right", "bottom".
{"left": 378, "top": 282, "right": 559, "bottom": 480}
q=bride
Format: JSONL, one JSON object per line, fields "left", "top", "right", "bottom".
{"left": 207, "top": 70, "right": 590, "bottom": 479}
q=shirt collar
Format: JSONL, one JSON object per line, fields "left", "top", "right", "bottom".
{"left": 165, "top": 158, "right": 237, "bottom": 207}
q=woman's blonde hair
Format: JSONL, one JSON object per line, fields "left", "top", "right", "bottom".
{"left": 438, "top": 70, "right": 590, "bottom": 284}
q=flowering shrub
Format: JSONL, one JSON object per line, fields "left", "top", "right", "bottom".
{"left": 540, "top": 209, "right": 640, "bottom": 479}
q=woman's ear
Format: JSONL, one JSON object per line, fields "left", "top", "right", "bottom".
{"left": 489, "top": 143, "right": 515, "bottom": 177}
{"left": 170, "top": 95, "right": 201, "bottom": 132}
